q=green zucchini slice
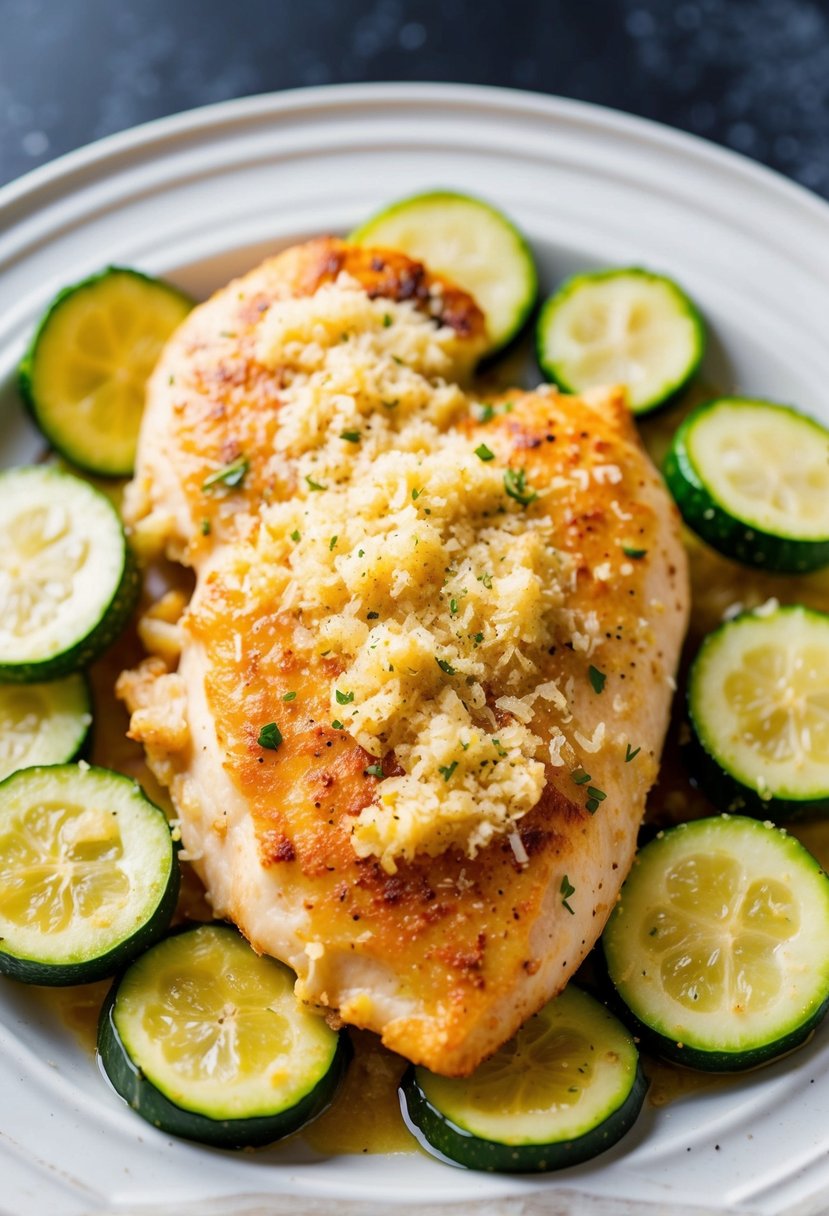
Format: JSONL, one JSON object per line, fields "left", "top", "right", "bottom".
{"left": 0, "top": 675, "right": 92, "bottom": 782}
{"left": 98, "top": 923, "right": 349, "bottom": 1148}
{"left": 19, "top": 267, "right": 192, "bottom": 477}
{"left": 536, "top": 268, "right": 705, "bottom": 414}
{"left": 400, "top": 985, "right": 646, "bottom": 1172}
{"left": 664, "top": 398, "right": 829, "bottom": 573}
{"left": 0, "top": 765, "right": 178, "bottom": 985}
{"left": 688, "top": 604, "right": 829, "bottom": 817}
{"left": 0, "top": 466, "right": 139, "bottom": 682}
{"left": 350, "top": 191, "right": 538, "bottom": 355}
{"left": 603, "top": 815, "right": 829, "bottom": 1070}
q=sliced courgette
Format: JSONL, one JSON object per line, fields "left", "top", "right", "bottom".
{"left": 19, "top": 267, "right": 192, "bottom": 477}
{"left": 688, "top": 604, "right": 829, "bottom": 818}
{"left": 0, "top": 466, "right": 140, "bottom": 682}
{"left": 350, "top": 190, "right": 538, "bottom": 355}
{"left": 0, "top": 675, "right": 92, "bottom": 782}
{"left": 0, "top": 765, "right": 178, "bottom": 985}
{"left": 603, "top": 815, "right": 829, "bottom": 1070}
{"left": 98, "top": 923, "right": 349, "bottom": 1148}
{"left": 400, "top": 985, "right": 646, "bottom": 1172}
{"left": 664, "top": 398, "right": 829, "bottom": 573}
{"left": 536, "top": 268, "right": 705, "bottom": 415}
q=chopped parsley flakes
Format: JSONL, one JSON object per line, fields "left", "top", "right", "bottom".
{"left": 560, "top": 874, "right": 576, "bottom": 915}
{"left": 438, "top": 761, "right": 458, "bottom": 782}
{"left": 305, "top": 474, "right": 327, "bottom": 491}
{"left": 257, "top": 722, "right": 283, "bottom": 751}
{"left": 335, "top": 689, "right": 354, "bottom": 705}
{"left": 588, "top": 665, "right": 607, "bottom": 694}
{"left": 202, "top": 455, "right": 249, "bottom": 491}
{"left": 436, "top": 658, "right": 456, "bottom": 675}
{"left": 504, "top": 467, "right": 537, "bottom": 506}
{"left": 625, "top": 743, "right": 641, "bottom": 763}
{"left": 475, "top": 443, "right": 495, "bottom": 462}
{"left": 364, "top": 764, "right": 384, "bottom": 778}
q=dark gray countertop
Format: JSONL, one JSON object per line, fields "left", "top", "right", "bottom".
{"left": 1, "top": 0, "right": 827, "bottom": 198}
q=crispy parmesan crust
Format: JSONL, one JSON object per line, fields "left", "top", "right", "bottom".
{"left": 120, "top": 239, "right": 689, "bottom": 1075}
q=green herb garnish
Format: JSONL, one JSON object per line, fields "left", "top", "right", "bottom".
{"left": 436, "top": 658, "right": 456, "bottom": 675}
{"left": 335, "top": 689, "right": 354, "bottom": 705}
{"left": 475, "top": 443, "right": 495, "bottom": 462}
{"left": 340, "top": 430, "right": 361, "bottom": 443}
{"left": 203, "top": 455, "right": 249, "bottom": 491}
{"left": 438, "top": 761, "right": 458, "bottom": 782}
{"left": 588, "top": 665, "right": 606, "bottom": 694}
{"left": 282, "top": 691, "right": 297, "bottom": 702}
{"left": 257, "top": 722, "right": 283, "bottom": 751}
{"left": 504, "top": 467, "right": 537, "bottom": 506}
{"left": 622, "top": 545, "right": 648, "bottom": 559}
{"left": 625, "top": 743, "right": 641, "bottom": 763}
{"left": 364, "top": 764, "right": 383, "bottom": 778}
{"left": 305, "top": 475, "right": 327, "bottom": 491}
{"left": 560, "top": 874, "right": 576, "bottom": 915}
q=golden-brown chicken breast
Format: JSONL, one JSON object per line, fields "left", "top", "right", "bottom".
{"left": 119, "top": 237, "right": 688, "bottom": 1076}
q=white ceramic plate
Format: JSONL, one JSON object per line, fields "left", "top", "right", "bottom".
{"left": 1, "top": 83, "right": 828, "bottom": 1216}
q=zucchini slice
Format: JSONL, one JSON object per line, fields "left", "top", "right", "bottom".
{"left": 0, "top": 765, "right": 178, "bottom": 985}
{"left": 400, "top": 985, "right": 646, "bottom": 1172}
{"left": 664, "top": 398, "right": 829, "bottom": 573}
{"left": 98, "top": 923, "right": 349, "bottom": 1148}
{"left": 0, "top": 675, "right": 92, "bottom": 782}
{"left": 19, "top": 267, "right": 192, "bottom": 477}
{"left": 0, "top": 466, "right": 140, "bottom": 682}
{"left": 536, "top": 268, "right": 705, "bottom": 415}
{"left": 350, "top": 191, "right": 538, "bottom": 355}
{"left": 688, "top": 605, "right": 829, "bottom": 817}
{"left": 603, "top": 815, "right": 829, "bottom": 1070}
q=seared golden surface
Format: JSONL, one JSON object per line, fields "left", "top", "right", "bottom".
{"left": 120, "top": 238, "right": 688, "bottom": 1075}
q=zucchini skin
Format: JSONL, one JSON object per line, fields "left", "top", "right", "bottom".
{"left": 686, "top": 606, "right": 829, "bottom": 818}
{"left": 0, "top": 772, "right": 179, "bottom": 987}
{"left": 97, "top": 968, "right": 352, "bottom": 1149}
{"left": 399, "top": 1061, "right": 648, "bottom": 1173}
{"left": 664, "top": 400, "right": 829, "bottom": 573}
{"left": 18, "top": 266, "right": 193, "bottom": 478}
{"left": 683, "top": 729, "right": 829, "bottom": 822}
{"left": 602, "top": 816, "right": 829, "bottom": 1071}
{"left": 0, "top": 530, "right": 141, "bottom": 685}
{"left": 536, "top": 268, "right": 705, "bottom": 416}
{"left": 601, "top": 962, "right": 829, "bottom": 1072}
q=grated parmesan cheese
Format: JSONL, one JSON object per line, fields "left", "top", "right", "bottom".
{"left": 220, "top": 275, "right": 589, "bottom": 871}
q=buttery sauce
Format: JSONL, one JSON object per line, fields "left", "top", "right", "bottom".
{"left": 301, "top": 1030, "right": 415, "bottom": 1155}
{"left": 25, "top": 385, "right": 829, "bottom": 1153}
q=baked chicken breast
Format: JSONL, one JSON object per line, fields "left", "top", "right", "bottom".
{"left": 119, "top": 237, "right": 688, "bottom": 1075}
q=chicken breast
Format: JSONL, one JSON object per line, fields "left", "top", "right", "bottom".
{"left": 120, "top": 238, "right": 689, "bottom": 1076}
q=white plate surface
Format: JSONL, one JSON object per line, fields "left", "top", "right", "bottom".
{"left": 1, "top": 83, "right": 828, "bottom": 1216}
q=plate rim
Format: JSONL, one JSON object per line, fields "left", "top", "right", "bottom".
{"left": 2, "top": 81, "right": 829, "bottom": 231}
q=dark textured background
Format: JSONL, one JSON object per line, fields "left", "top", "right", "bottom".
{"left": 1, "top": 0, "right": 828, "bottom": 197}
